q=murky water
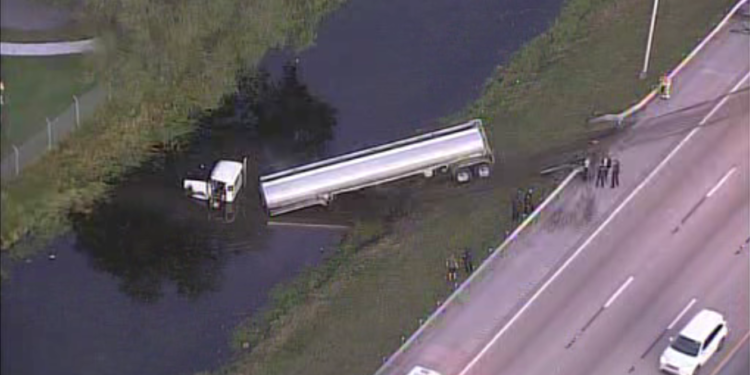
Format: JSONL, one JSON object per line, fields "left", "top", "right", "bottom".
{"left": 1, "top": 0, "right": 564, "bottom": 374}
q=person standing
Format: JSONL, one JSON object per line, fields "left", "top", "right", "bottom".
{"left": 604, "top": 154, "right": 612, "bottom": 173}
{"left": 596, "top": 162, "right": 606, "bottom": 188}
{"left": 511, "top": 191, "right": 521, "bottom": 223}
{"left": 582, "top": 156, "right": 591, "bottom": 182}
{"left": 446, "top": 255, "right": 459, "bottom": 282}
{"left": 462, "top": 249, "right": 474, "bottom": 274}
{"left": 601, "top": 156, "right": 611, "bottom": 187}
{"left": 524, "top": 188, "right": 534, "bottom": 217}
{"left": 611, "top": 159, "right": 620, "bottom": 188}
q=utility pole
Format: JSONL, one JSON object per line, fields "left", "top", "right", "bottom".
{"left": 640, "top": 0, "right": 660, "bottom": 79}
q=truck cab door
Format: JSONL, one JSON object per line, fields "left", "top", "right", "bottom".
{"left": 183, "top": 179, "right": 210, "bottom": 201}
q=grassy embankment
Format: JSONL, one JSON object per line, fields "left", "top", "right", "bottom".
{"left": 0, "top": 19, "right": 96, "bottom": 43}
{"left": 0, "top": 56, "right": 97, "bottom": 155}
{"left": 218, "top": 0, "right": 737, "bottom": 374}
{"left": 0, "top": 18, "right": 97, "bottom": 156}
{"left": 0, "top": 0, "right": 347, "bottom": 258}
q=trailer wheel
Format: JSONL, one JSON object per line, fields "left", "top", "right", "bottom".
{"left": 455, "top": 168, "right": 472, "bottom": 183}
{"left": 475, "top": 163, "right": 491, "bottom": 178}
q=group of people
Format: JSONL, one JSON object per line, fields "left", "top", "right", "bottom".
{"left": 583, "top": 154, "right": 621, "bottom": 188}
{"left": 446, "top": 249, "right": 474, "bottom": 284}
{"left": 511, "top": 188, "right": 536, "bottom": 223}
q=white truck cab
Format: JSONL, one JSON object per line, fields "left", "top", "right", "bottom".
{"left": 184, "top": 159, "right": 246, "bottom": 209}
{"left": 660, "top": 309, "right": 728, "bottom": 375}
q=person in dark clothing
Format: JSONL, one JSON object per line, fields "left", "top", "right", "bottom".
{"left": 596, "top": 163, "right": 606, "bottom": 187}
{"left": 524, "top": 188, "right": 534, "bottom": 216}
{"left": 611, "top": 159, "right": 620, "bottom": 188}
{"left": 462, "top": 249, "right": 474, "bottom": 274}
{"left": 603, "top": 155, "right": 612, "bottom": 179}
{"left": 511, "top": 192, "right": 521, "bottom": 223}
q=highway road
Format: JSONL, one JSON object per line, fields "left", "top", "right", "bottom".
{"left": 377, "top": 10, "right": 749, "bottom": 375}
{"left": 716, "top": 334, "right": 749, "bottom": 375}
{"left": 461, "top": 79, "right": 749, "bottom": 375}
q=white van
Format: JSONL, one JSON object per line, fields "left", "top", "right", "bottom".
{"left": 659, "top": 309, "right": 728, "bottom": 375}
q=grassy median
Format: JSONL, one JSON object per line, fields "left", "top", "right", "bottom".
{"left": 218, "top": 0, "right": 737, "bottom": 374}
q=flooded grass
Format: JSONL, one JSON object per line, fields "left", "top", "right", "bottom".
{"left": 220, "top": 0, "right": 737, "bottom": 373}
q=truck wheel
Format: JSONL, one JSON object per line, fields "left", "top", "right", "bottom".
{"left": 455, "top": 168, "right": 472, "bottom": 183}
{"left": 475, "top": 163, "right": 491, "bottom": 178}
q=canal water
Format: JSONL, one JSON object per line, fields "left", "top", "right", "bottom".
{"left": 1, "top": 0, "right": 564, "bottom": 374}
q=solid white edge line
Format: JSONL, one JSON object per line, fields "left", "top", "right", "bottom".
{"left": 706, "top": 167, "right": 737, "bottom": 198}
{"left": 372, "top": 168, "right": 583, "bottom": 375}
{"left": 604, "top": 276, "right": 635, "bottom": 309}
{"left": 667, "top": 298, "right": 697, "bottom": 330}
{"left": 619, "top": 0, "right": 748, "bottom": 119}
{"left": 457, "top": 71, "right": 750, "bottom": 375}
{"left": 699, "top": 71, "right": 750, "bottom": 125}
{"left": 669, "top": 0, "right": 748, "bottom": 79}
{"left": 709, "top": 330, "right": 750, "bottom": 375}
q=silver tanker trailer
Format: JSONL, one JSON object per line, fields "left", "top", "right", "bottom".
{"left": 259, "top": 119, "right": 495, "bottom": 216}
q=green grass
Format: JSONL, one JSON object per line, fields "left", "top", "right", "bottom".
{"left": 217, "top": 0, "right": 738, "bottom": 374}
{"left": 1, "top": 55, "right": 96, "bottom": 155}
{"left": 0, "top": 0, "right": 347, "bottom": 257}
{"left": 0, "top": 23, "right": 97, "bottom": 43}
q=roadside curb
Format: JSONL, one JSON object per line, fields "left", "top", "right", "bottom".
{"left": 374, "top": 167, "right": 582, "bottom": 375}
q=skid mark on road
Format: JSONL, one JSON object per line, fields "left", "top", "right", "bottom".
{"left": 673, "top": 166, "right": 738, "bottom": 234}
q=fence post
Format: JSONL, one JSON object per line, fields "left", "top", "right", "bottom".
{"left": 46, "top": 117, "right": 52, "bottom": 150}
{"left": 12, "top": 144, "right": 19, "bottom": 176}
{"left": 74, "top": 95, "right": 80, "bottom": 128}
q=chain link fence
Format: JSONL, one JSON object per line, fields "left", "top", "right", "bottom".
{"left": 1, "top": 85, "right": 105, "bottom": 183}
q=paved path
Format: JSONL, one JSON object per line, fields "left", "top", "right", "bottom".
{"left": 0, "top": 39, "right": 98, "bottom": 56}
{"left": 375, "top": 9, "right": 750, "bottom": 375}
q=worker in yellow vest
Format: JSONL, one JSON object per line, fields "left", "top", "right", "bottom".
{"left": 659, "top": 75, "right": 672, "bottom": 100}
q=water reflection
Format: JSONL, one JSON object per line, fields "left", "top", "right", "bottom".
{"left": 69, "top": 60, "right": 339, "bottom": 303}
{"left": 70, "top": 199, "right": 228, "bottom": 303}
{"left": 216, "top": 60, "right": 337, "bottom": 157}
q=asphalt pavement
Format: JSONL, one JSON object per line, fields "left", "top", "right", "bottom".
{"left": 377, "top": 12, "right": 750, "bottom": 375}
{"left": 715, "top": 334, "right": 749, "bottom": 375}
